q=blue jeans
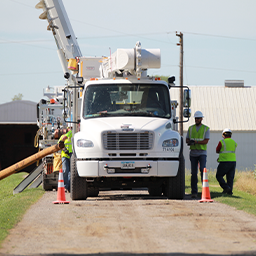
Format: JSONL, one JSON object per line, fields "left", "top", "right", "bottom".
{"left": 62, "top": 156, "right": 71, "bottom": 191}
{"left": 216, "top": 162, "right": 236, "bottom": 191}
{"left": 190, "top": 155, "right": 207, "bottom": 194}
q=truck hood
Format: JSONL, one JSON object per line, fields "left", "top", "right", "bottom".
{"left": 75, "top": 116, "right": 180, "bottom": 159}
{"left": 80, "top": 116, "right": 170, "bottom": 134}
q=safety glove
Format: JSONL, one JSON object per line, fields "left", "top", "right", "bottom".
{"left": 58, "top": 141, "right": 65, "bottom": 149}
{"left": 187, "top": 140, "right": 195, "bottom": 146}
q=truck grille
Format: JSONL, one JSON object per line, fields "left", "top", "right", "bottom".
{"left": 103, "top": 132, "right": 154, "bottom": 150}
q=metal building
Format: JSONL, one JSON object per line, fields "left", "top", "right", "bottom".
{"left": 0, "top": 100, "right": 38, "bottom": 172}
{"left": 170, "top": 85, "right": 256, "bottom": 171}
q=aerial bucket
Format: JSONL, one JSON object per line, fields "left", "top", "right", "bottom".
{"left": 68, "top": 58, "right": 78, "bottom": 71}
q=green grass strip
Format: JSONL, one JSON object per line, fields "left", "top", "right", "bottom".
{"left": 0, "top": 172, "right": 44, "bottom": 247}
{"left": 185, "top": 172, "right": 256, "bottom": 216}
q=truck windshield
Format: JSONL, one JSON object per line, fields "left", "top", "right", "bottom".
{"left": 83, "top": 84, "right": 171, "bottom": 119}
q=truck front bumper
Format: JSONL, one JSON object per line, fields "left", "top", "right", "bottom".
{"left": 76, "top": 160, "right": 179, "bottom": 177}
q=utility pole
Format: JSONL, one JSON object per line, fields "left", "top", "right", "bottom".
{"left": 176, "top": 32, "right": 183, "bottom": 136}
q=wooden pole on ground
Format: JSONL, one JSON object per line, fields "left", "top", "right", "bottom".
{"left": 0, "top": 143, "right": 64, "bottom": 181}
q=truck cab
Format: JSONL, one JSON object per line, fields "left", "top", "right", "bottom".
{"left": 70, "top": 45, "right": 190, "bottom": 200}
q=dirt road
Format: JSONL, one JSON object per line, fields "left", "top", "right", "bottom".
{"left": 1, "top": 190, "right": 256, "bottom": 256}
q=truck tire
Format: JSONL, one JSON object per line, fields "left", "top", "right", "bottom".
{"left": 88, "top": 187, "right": 99, "bottom": 197}
{"left": 42, "top": 173, "right": 57, "bottom": 191}
{"left": 164, "top": 154, "right": 185, "bottom": 200}
{"left": 70, "top": 155, "right": 88, "bottom": 200}
{"left": 148, "top": 186, "right": 162, "bottom": 196}
{"left": 42, "top": 173, "right": 51, "bottom": 191}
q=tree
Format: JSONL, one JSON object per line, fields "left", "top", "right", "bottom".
{"left": 159, "top": 76, "right": 169, "bottom": 83}
{"left": 12, "top": 93, "right": 23, "bottom": 101}
{"left": 154, "top": 75, "right": 169, "bottom": 83}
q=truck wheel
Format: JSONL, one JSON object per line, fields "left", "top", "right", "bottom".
{"left": 42, "top": 173, "right": 52, "bottom": 191}
{"left": 148, "top": 186, "right": 162, "bottom": 196}
{"left": 164, "top": 155, "right": 185, "bottom": 199}
{"left": 70, "top": 155, "right": 88, "bottom": 200}
{"left": 88, "top": 187, "right": 99, "bottom": 197}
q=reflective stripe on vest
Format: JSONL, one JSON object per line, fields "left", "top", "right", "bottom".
{"left": 189, "top": 124, "right": 209, "bottom": 150}
{"left": 219, "top": 138, "right": 237, "bottom": 162}
{"left": 58, "top": 131, "right": 73, "bottom": 158}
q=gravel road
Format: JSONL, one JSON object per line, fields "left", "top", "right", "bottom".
{"left": 1, "top": 190, "right": 256, "bottom": 256}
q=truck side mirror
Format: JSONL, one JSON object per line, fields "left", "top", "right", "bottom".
{"left": 168, "top": 76, "right": 175, "bottom": 84}
{"left": 183, "top": 89, "right": 191, "bottom": 108}
{"left": 63, "top": 88, "right": 72, "bottom": 119}
{"left": 183, "top": 108, "right": 191, "bottom": 118}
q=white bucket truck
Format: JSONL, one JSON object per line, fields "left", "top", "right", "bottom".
{"left": 36, "top": 0, "right": 191, "bottom": 200}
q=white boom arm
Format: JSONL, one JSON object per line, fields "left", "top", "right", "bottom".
{"left": 36, "top": 0, "right": 83, "bottom": 133}
{"left": 36, "top": 1, "right": 161, "bottom": 81}
{"left": 36, "top": 0, "right": 82, "bottom": 74}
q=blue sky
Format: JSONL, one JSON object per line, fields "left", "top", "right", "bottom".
{"left": 0, "top": 0, "right": 256, "bottom": 104}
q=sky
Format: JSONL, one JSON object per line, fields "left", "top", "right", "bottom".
{"left": 0, "top": 0, "right": 256, "bottom": 104}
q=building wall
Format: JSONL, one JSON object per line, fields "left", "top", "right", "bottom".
{"left": 0, "top": 100, "right": 37, "bottom": 122}
{"left": 183, "top": 131, "right": 256, "bottom": 172}
{"left": 0, "top": 124, "right": 39, "bottom": 172}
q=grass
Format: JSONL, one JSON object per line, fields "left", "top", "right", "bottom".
{"left": 234, "top": 170, "right": 256, "bottom": 195}
{"left": 0, "top": 172, "right": 44, "bottom": 247}
{"left": 185, "top": 168, "right": 256, "bottom": 216}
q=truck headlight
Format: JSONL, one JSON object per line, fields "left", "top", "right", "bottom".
{"left": 162, "top": 139, "right": 179, "bottom": 147}
{"left": 77, "top": 139, "right": 94, "bottom": 148}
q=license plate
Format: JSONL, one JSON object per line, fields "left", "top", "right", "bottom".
{"left": 121, "top": 161, "right": 135, "bottom": 169}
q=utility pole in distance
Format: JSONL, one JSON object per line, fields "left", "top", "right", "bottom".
{"left": 176, "top": 32, "right": 183, "bottom": 136}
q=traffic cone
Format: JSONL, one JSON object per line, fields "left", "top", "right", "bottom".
{"left": 53, "top": 169, "right": 69, "bottom": 204}
{"left": 199, "top": 168, "right": 213, "bottom": 203}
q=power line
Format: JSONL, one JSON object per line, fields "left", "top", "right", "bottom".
{"left": 0, "top": 71, "right": 63, "bottom": 76}
{"left": 1, "top": 64, "right": 255, "bottom": 77}
{"left": 183, "top": 31, "right": 256, "bottom": 42}
{"left": 185, "top": 65, "right": 256, "bottom": 73}
{"left": 0, "top": 39, "right": 52, "bottom": 44}
{"left": 8, "top": 0, "right": 35, "bottom": 8}
{"left": 0, "top": 38, "right": 55, "bottom": 50}
{"left": 5, "top": 1, "right": 256, "bottom": 43}
{"left": 163, "top": 63, "right": 256, "bottom": 74}
{"left": 1, "top": 29, "right": 255, "bottom": 48}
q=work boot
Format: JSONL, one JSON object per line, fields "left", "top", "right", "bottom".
{"left": 191, "top": 193, "right": 198, "bottom": 199}
{"left": 222, "top": 188, "right": 232, "bottom": 195}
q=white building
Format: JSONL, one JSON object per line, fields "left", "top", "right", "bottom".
{"left": 170, "top": 84, "right": 256, "bottom": 171}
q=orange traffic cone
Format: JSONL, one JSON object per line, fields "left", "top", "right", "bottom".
{"left": 199, "top": 168, "right": 213, "bottom": 203}
{"left": 53, "top": 169, "right": 70, "bottom": 204}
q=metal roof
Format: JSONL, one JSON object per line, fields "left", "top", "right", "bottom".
{"left": 170, "top": 85, "right": 256, "bottom": 131}
{"left": 0, "top": 100, "right": 37, "bottom": 123}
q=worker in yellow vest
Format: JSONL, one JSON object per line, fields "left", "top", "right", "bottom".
{"left": 186, "top": 111, "right": 210, "bottom": 198}
{"left": 216, "top": 128, "right": 237, "bottom": 195}
{"left": 58, "top": 127, "right": 73, "bottom": 192}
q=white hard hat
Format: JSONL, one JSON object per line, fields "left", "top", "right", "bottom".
{"left": 222, "top": 128, "right": 232, "bottom": 134}
{"left": 194, "top": 111, "right": 204, "bottom": 118}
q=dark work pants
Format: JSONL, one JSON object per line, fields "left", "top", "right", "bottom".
{"left": 62, "top": 155, "right": 72, "bottom": 192}
{"left": 216, "top": 161, "right": 236, "bottom": 191}
{"left": 190, "top": 155, "right": 207, "bottom": 194}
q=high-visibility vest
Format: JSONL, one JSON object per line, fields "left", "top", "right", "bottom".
{"left": 188, "top": 124, "right": 209, "bottom": 151}
{"left": 218, "top": 138, "right": 237, "bottom": 162}
{"left": 59, "top": 130, "right": 73, "bottom": 158}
